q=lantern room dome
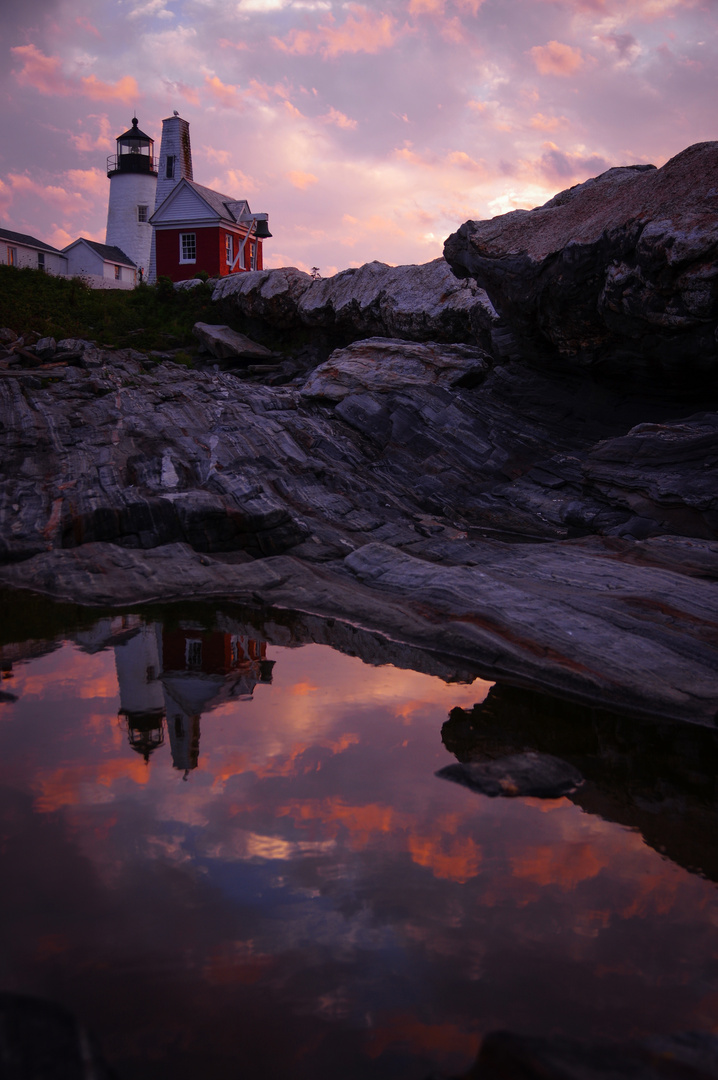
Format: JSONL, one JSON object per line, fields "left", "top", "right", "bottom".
{"left": 107, "top": 117, "right": 158, "bottom": 178}
{"left": 117, "top": 117, "right": 153, "bottom": 143}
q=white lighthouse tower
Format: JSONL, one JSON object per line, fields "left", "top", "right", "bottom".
{"left": 105, "top": 117, "right": 158, "bottom": 280}
{"left": 147, "top": 111, "right": 193, "bottom": 282}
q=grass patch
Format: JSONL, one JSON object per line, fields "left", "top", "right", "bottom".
{"left": 0, "top": 266, "right": 216, "bottom": 352}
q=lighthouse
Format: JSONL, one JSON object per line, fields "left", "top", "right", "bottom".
{"left": 105, "top": 117, "right": 158, "bottom": 279}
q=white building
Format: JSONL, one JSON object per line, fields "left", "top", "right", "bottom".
{"left": 105, "top": 117, "right": 157, "bottom": 279}
{"left": 62, "top": 238, "right": 136, "bottom": 289}
{"left": 0, "top": 227, "right": 68, "bottom": 274}
{"left": 148, "top": 112, "right": 194, "bottom": 283}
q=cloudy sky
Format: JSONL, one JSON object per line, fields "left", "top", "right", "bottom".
{"left": 1, "top": 0, "right": 715, "bottom": 275}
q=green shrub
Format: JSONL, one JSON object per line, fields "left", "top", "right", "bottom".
{"left": 0, "top": 265, "right": 218, "bottom": 353}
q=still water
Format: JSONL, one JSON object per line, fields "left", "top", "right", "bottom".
{"left": 1, "top": 606, "right": 718, "bottom": 1078}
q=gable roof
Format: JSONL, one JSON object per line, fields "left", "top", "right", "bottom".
{"left": 0, "top": 227, "right": 66, "bottom": 255}
{"left": 150, "top": 178, "right": 252, "bottom": 227}
{"left": 62, "top": 237, "right": 136, "bottom": 267}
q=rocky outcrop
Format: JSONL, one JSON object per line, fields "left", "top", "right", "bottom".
{"left": 0, "top": 340, "right": 716, "bottom": 722}
{"left": 436, "top": 752, "right": 583, "bottom": 799}
{"left": 443, "top": 683, "right": 718, "bottom": 883}
{"left": 461, "top": 1031, "right": 718, "bottom": 1080}
{"left": 192, "top": 322, "right": 279, "bottom": 361}
{"left": 211, "top": 257, "right": 499, "bottom": 348}
{"left": 0, "top": 993, "right": 115, "bottom": 1080}
{"left": 444, "top": 142, "right": 718, "bottom": 389}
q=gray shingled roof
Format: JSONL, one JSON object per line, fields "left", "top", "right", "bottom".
{"left": 185, "top": 181, "right": 250, "bottom": 223}
{"left": 0, "top": 227, "right": 66, "bottom": 255}
{"left": 150, "top": 179, "right": 251, "bottom": 225}
{"left": 64, "top": 238, "right": 136, "bottom": 267}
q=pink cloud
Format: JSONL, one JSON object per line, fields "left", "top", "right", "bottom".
{"left": 540, "top": 0, "right": 699, "bottom": 17}
{"left": 75, "top": 16, "right": 101, "bottom": 38}
{"left": 287, "top": 171, "right": 318, "bottom": 190}
{"left": 272, "top": 6, "right": 399, "bottom": 59}
{"left": 78, "top": 74, "right": 138, "bottom": 104}
{"left": 530, "top": 112, "right": 570, "bottom": 131}
{"left": 441, "top": 16, "right": 465, "bottom": 42}
{"left": 70, "top": 114, "right": 114, "bottom": 153}
{"left": 0, "top": 179, "right": 12, "bottom": 221}
{"left": 65, "top": 168, "right": 107, "bottom": 197}
{"left": 11, "top": 45, "right": 138, "bottom": 103}
{"left": 204, "top": 146, "right": 231, "bottom": 165}
{"left": 447, "top": 150, "right": 488, "bottom": 175}
{"left": 408, "top": 0, "right": 445, "bottom": 14}
{"left": 529, "top": 40, "right": 585, "bottom": 76}
{"left": 224, "top": 169, "right": 257, "bottom": 195}
{"left": 283, "top": 100, "right": 305, "bottom": 119}
{"left": 48, "top": 225, "right": 75, "bottom": 249}
{"left": 164, "top": 79, "right": 201, "bottom": 106}
{"left": 321, "top": 106, "right": 358, "bottom": 130}
{"left": 11, "top": 44, "right": 68, "bottom": 95}
{"left": 204, "top": 74, "right": 243, "bottom": 108}
{"left": 6, "top": 174, "right": 85, "bottom": 215}
{"left": 454, "top": 0, "right": 485, "bottom": 12}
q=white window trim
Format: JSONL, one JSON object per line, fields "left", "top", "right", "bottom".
{"left": 179, "top": 232, "right": 196, "bottom": 264}
{"left": 137, "top": 204, "right": 149, "bottom": 223}
{"left": 225, "top": 233, "right": 233, "bottom": 266}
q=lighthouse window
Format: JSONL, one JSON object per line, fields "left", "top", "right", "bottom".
{"left": 137, "top": 204, "right": 149, "bottom": 223}
{"left": 180, "top": 233, "right": 196, "bottom": 263}
{"left": 166, "top": 155, "right": 175, "bottom": 179}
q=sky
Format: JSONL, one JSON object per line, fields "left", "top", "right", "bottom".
{"left": 1, "top": 0, "right": 716, "bottom": 276}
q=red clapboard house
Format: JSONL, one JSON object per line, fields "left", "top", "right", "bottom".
{"left": 149, "top": 177, "right": 271, "bottom": 282}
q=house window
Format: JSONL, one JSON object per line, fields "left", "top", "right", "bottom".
{"left": 114, "top": 265, "right": 121, "bottom": 280}
{"left": 166, "top": 155, "right": 175, "bottom": 179}
{"left": 185, "top": 639, "right": 202, "bottom": 669}
{"left": 137, "top": 204, "right": 149, "bottom": 222}
{"left": 180, "top": 233, "right": 196, "bottom": 263}
{"left": 225, "top": 233, "right": 233, "bottom": 266}
{"left": 38, "top": 252, "right": 45, "bottom": 270}
{"left": 7, "top": 247, "right": 16, "bottom": 266}
{"left": 247, "top": 241, "right": 255, "bottom": 269}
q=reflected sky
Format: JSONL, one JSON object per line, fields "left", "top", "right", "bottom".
{"left": 1, "top": 614, "right": 718, "bottom": 1080}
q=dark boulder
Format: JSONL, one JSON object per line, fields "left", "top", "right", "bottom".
{"left": 444, "top": 142, "right": 718, "bottom": 392}
{"left": 436, "top": 751, "right": 584, "bottom": 798}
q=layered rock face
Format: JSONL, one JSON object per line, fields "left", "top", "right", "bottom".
{"left": 1, "top": 338, "right": 717, "bottom": 723}
{"left": 444, "top": 142, "right": 718, "bottom": 389}
{"left": 211, "top": 257, "right": 499, "bottom": 348}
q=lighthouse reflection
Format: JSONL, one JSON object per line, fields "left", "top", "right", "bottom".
{"left": 106, "top": 619, "right": 273, "bottom": 773}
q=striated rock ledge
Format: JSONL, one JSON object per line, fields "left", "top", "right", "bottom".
{"left": 0, "top": 334, "right": 717, "bottom": 723}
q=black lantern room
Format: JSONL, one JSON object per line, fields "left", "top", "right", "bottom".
{"left": 107, "top": 117, "right": 158, "bottom": 178}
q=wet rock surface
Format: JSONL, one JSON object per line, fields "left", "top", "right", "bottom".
{"left": 0, "top": 330, "right": 716, "bottom": 722}
{"left": 0, "top": 992, "right": 116, "bottom": 1080}
{"left": 444, "top": 142, "right": 718, "bottom": 390}
{"left": 436, "top": 751, "right": 583, "bottom": 798}
{"left": 450, "top": 1031, "right": 718, "bottom": 1080}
